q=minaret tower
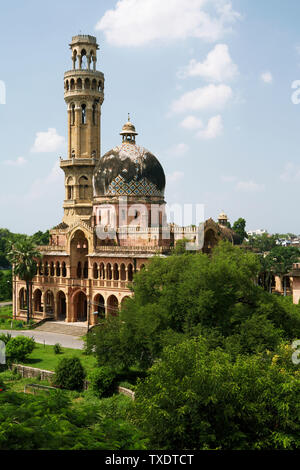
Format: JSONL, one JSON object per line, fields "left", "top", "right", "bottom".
{"left": 60, "top": 35, "right": 104, "bottom": 225}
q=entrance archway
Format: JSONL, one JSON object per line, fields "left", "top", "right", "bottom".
{"left": 33, "top": 289, "right": 43, "bottom": 314}
{"left": 107, "top": 295, "right": 119, "bottom": 317}
{"left": 73, "top": 291, "right": 87, "bottom": 322}
{"left": 57, "top": 291, "right": 66, "bottom": 321}
{"left": 94, "top": 293, "right": 105, "bottom": 320}
{"left": 45, "top": 291, "right": 55, "bottom": 317}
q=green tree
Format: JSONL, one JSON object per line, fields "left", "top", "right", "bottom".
{"left": 232, "top": 218, "right": 247, "bottom": 244}
{"left": 133, "top": 337, "right": 300, "bottom": 449}
{"left": 5, "top": 336, "right": 35, "bottom": 363}
{"left": 247, "top": 233, "right": 277, "bottom": 253}
{"left": 264, "top": 246, "right": 300, "bottom": 296}
{"left": 7, "top": 239, "right": 41, "bottom": 324}
{"left": 53, "top": 356, "right": 86, "bottom": 391}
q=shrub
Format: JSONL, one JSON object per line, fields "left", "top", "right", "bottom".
{"left": 0, "top": 377, "right": 5, "bottom": 392}
{"left": 88, "top": 367, "right": 116, "bottom": 397}
{"left": 0, "top": 333, "right": 11, "bottom": 345}
{"left": 53, "top": 343, "right": 62, "bottom": 355}
{"left": 5, "top": 336, "right": 35, "bottom": 362}
{"left": 53, "top": 357, "right": 86, "bottom": 391}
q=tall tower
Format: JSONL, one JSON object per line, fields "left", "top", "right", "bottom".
{"left": 60, "top": 35, "right": 104, "bottom": 225}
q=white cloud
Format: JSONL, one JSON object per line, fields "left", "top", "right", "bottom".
{"left": 280, "top": 162, "right": 300, "bottom": 182}
{"left": 196, "top": 114, "right": 223, "bottom": 139}
{"left": 180, "top": 115, "right": 203, "bottom": 130}
{"left": 166, "top": 143, "right": 189, "bottom": 157}
{"left": 261, "top": 71, "right": 273, "bottom": 84}
{"left": 26, "top": 161, "right": 63, "bottom": 201}
{"left": 236, "top": 180, "right": 265, "bottom": 192}
{"left": 3, "top": 156, "right": 27, "bottom": 167}
{"left": 96, "top": 0, "right": 240, "bottom": 47}
{"left": 178, "top": 44, "right": 238, "bottom": 82}
{"left": 31, "top": 128, "right": 66, "bottom": 153}
{"left": 171, "top": 84, "right": 232, "bottom": 114}
{"left": 167, "top": 171, "right": 184, "bottom": 183}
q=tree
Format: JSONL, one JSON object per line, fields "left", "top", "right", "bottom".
{"left": 133, "top": 337, "right": 300, "bottom": 450}
{"left": 5, "top": 336, "right": 35, "bottom": 363}
{"left": 264, "top": 246, "right": 300, "bottom": 296}
{"left": 53, "top": 356, "right": 86, "bottom": 391}
{"left": 247, "top": 233, "right": 277, "bottom": 253}
{"left": 7, "top": 239, "right": 41, "bottom": 324}
{"left": 87, "top": 242, "right": 300, "bottom": 369}
{"left": 232, "top": 218, "right": 247, "bottom": 244}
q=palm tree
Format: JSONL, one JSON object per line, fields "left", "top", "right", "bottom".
{"left": 7, "top": 239, "right": 41, "bottom": 324}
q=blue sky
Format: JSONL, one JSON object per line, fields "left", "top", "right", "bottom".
{"left": 1, "top": 0, "right": 300, "bottom": 234}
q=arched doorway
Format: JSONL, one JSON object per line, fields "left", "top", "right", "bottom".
{"left": 73, "top": 291, "right": 87, "bottom": 322}
{"left": 94, "top": 293, "right": 105, "bottom": 320}
{"left": 121, "top": 296, "right": 130, "bottom": 310}
{"left": 57, "top": 291, "right": 66, "bottom": 321}
{"left": 45, "top": 291, "right": 55, "bottom": 317}
{"left": 33, "top": 289, "right": 43, "bottom": 314}
{"left": 107, "top": 295, "right": 119, "bottom": 317}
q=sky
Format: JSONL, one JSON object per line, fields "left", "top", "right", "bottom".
{"left": 1, "top": 0, "right": 300, "bottom": 235}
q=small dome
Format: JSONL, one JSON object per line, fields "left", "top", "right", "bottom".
{"left": 218, "top": 211, "right": 228, "bottom": 220}
{"left": 120, "top": 120, "right": 138, "bottom": 136}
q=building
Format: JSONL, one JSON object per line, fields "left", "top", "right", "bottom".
{"left": 13, "top": 35, "right": 239, "bottom": 325}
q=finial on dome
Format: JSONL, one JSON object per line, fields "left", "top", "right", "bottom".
{"left": 120, "top": 115, "right": 138, "bottom": 144}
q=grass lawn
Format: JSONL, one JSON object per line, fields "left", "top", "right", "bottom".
{"left": 19, "top": 343, "right": 97, "bottom": 373}
{"left": 0, "top": 306, "right": 30, "bottom": 330}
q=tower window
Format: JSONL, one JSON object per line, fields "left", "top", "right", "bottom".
{"left": 81, "top": 104, "right": 86, "bottom": 124}
{"left": 92, "top": 103, "right": 97, "bottom": 125}
{"left": 71, "top": 104, "right": 75, "bottom": 125}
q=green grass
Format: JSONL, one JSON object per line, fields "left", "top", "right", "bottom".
{"left": 19, "top": 343, "right": 97, "bottom": 373}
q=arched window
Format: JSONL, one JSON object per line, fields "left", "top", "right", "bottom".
{"left": 77, "top": 261, "right": 82, "bottom": 279}
{"left": 128, "top": 263, "right": 133, "bottom": 282}
{"left": 92, "top": 103, "right": 97, "bottom": 125}
{"left": 67, "top": 176, "right": 74, "bottom": 200}
{"left": 107, "top": 263, "right": 112, "bottom": 280}
{"left": 44, "top": 262, "right": 49, "bottom": 277}
{"left": 120, "top": 263, "right": 126, "bottom": 281}
{"left": 99, "top": 262, "right": 105, "bottom": 280}
{"left": 62, "top": 262, "right": 67, "bottom": 278}
{"left": 79, "top": 176, "right": 89, "bottom": 199}
{"left": 38, "top": 262, "right": 43, "bottom": 275}
{"left": 92, "top": 79, "right": 97, "bottom": 90}
{"left": 56, "top": 262, "right": 61, "bottom": 277}
{"left": 71, "top": 104, "right": 75, "bottom": 125}
{"left": 84, "top": 78, "right": 90, "bottom": 89}
{"left": 113, "top": 263, "right": 119, "bottom": 281}
{"left": 98, "top": 81, "right": 102, "bottom": 92}
{"left": 93, "top": 263, "right": 98, "bottom": 279}
{"left": 83, "top": 261, "right": 88, "bottom": 279}
{"left": 50, "top": 262, "right": 55, "bottom": 276}
{"left": 70, "top": 79, "right": 75, "bottom": 90}
{"left": 77, "top": 78, "right": 82, "bottom": 90}
{"left": 81, "top": 104, "right": 86, "bottom": 124}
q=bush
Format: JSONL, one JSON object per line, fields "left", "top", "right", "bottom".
{"left": 5, "top": 336, "right": 35, "bottom": 363}
{"left": 53, "top": 356, "right": 86, "bottom": 391}
{"left": 53, "top": 343, "right": 62, "bottom": 355}
{"left": 88, "top": 367, "right": 116, "bottom": 397}
{"left": 0, "top": 377, "right": 5, "bottom": 392}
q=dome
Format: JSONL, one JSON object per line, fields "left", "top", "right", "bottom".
{"left": 218, "top": 211, "right": 228, "bottom": 220}
{"left": 93, "top": 120, "right": 166, "bottom": 198}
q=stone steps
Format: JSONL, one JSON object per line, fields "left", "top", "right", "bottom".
{"left": 34, "top": 321, "right": 88, "bottom": 337}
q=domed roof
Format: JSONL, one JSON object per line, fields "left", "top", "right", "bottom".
{"left": 93, "top": 120, "right": 165, "bottom": 198}
{"left": 218, "top": 211, "right": 228, "bottom": 220}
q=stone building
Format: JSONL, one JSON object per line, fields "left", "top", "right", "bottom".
{"left": 13, "top": 35, "right": 239, "bottom": 325}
